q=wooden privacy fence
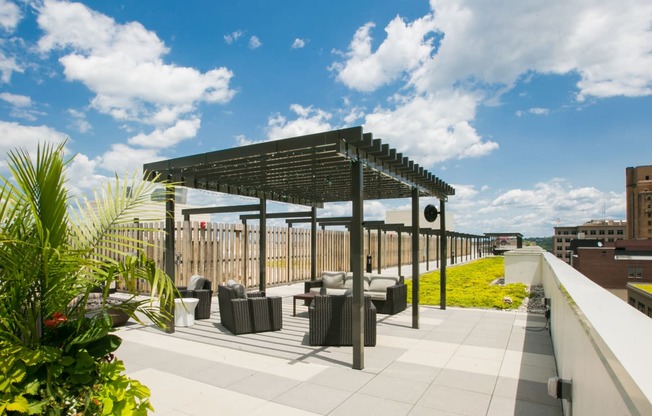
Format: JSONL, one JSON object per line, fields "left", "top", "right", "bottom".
{"left": 114, "top": 221, "right": 477, "bottom": 293}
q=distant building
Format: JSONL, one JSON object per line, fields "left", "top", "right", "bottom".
{"left": 626, "top": 283, "right": 652, "bottom": 318}
{"left": 553, "top": 219, "right": 627, "bottom": 263}
{"left": 484, "top": 233, "right": 522, "bottom": 255}
{"left": 385, "top": 209, "right": 455, "bottom": 230}
{"left": 574, "top": 240, "right": 652, "bottom": 300}
{"left": 626, "top": 165, "right": 652, "bottom": 240}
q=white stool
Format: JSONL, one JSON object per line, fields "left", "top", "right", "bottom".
{"left": 174, "top": 298, "right": 199, "bottom": 327}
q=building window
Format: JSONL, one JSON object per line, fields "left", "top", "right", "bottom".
{"left": 608, "top": 230, "right": 614, "bottom": 235}
{"left": 648, "top": 307, "right": 652, "bottom": 318}
{"left": 557, "top": 254, "right": 562, "bottom": 258}
{"left": 617, "top": 230, "right": 624, "bottom": 235}
{"left": 557, "top": 238, "right": 562, "bottom": 243}
{"left": 629, "top": 297, "right": 636, "bottom": 306}
{"left": 628, "top": 266, "right": 643, "bottom": 278}
{"left": 599, "top": 230, "right": 605, "bottom": 235}
{"left": 563, "top": 231, "right": 569, "bottom": 235}
{"left": 638, "top": 302, "right": 645, "bottom": 312}
{"left": 556, "top": 246, "right": 562, "bottom": 251}
{"left": 565, "top": 238, "right": 571, "bottom": 243}
{"left": 608, "top": 238, "right": 614, "bottom": 242}
{"left": 590, "top": 230, "right": 596, "bottom": 235}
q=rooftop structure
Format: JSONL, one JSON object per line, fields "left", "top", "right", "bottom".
{"left": 143, "top": 126, "right": 455, "bottom": 369}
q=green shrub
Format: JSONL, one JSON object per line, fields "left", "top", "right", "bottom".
{"left": 0, "top": 142, "right": 177, "bottom": 414}
{"left": 407, "top": 257, "right": 527, "bottom": 309}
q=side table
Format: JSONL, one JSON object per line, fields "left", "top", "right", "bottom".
{"left": 174, "top": 298, "right": 200, "bottom": 327}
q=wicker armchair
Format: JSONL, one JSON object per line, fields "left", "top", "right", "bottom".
{"left": 309, "top": 295, "right": 376, "bottom": 346}
{"left": 217, "top": 285, "right": 283, "bottom": 335}
{"left": 177, "top": 275, "right": 213, "bottom": 319}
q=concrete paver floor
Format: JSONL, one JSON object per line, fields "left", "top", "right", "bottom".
{"left": 117, "top": 282, "right": 562, "bottom": 416}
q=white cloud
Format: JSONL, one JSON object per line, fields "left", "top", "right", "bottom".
{"left": 67, "top": 108, "right": 91, "bottom": 133}
{"left": 266, "top": 104, "right": 333, "bottom": 140}
{"left": 99, "top": 143, "right": 163, "bottom": 176}
{"left": 0, "top": 121, "right": 68, "bottom": 169}
{"left": 331, "top": 15, "right": 437, "bottom": 92}
{"left": 516, "top": 107, "right": 550, "bottom": 117}
{"left": 0, "top": 92, "right": 30, "bottom": 107}
{"left": 329, "top": 0, "right": 652, "bottom": 169}
{"left": 224, "top": 30, "right": 243, "bottom": 44}
{"left": 292, "top": 38, "right": 306, "bottom": 49}
{"left": 409, "top": 0, "right": 652, "bottom": 100}
{"left": 364, "top": 91, "right": 498, "bottom": 164}
{"left": 235, "top": 134, "right": 256, "bottom": 146}
{"left": 249, "top": 35, "right": 262, "bottom": 49}
{"left": 529, "top": 107, "right": 549, "bottom": 115}
{"left": 0, "top": 51, "right": 22, "bottom": 83}
{"left": 64, "top": 152, "right": 109, "bottom": 197}
{"left": 36, "top": 0, "right": 236, "bottom": 148}
{"left": 0, "top": 0, "right": 20, "bottom": 31}
{"left": 449, "top": 178, "right": 625, "bottom": 236}
{"left": 128, "top": 117, "right": 201, "bottom": 148}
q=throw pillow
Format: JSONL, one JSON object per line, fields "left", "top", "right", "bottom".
{"left": 232, "top": 283, "right": 247, "bottom": 299}
{"left": 187, "top": 275, "right": 206, "bottom": 290}
{"left": 322, "top": 271, "right": 345, "bottom": 289}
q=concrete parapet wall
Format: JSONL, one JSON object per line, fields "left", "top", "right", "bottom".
{"left": 506, "top": 248, "right": 652, "bottom": 415}
{"left": 504, "top": 247, "right": 544, "bottom": 286}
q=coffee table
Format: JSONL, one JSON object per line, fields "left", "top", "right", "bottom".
{"left": 293, "top": 292, "right": 317, "bottom": 316}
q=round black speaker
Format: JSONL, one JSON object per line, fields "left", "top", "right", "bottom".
{"left": 424, "top": 204, "right": 438, "bottom": 223}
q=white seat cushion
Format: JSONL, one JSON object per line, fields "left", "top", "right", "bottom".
{"left": 368, "top": 275, "right": 399, "bottom": 292}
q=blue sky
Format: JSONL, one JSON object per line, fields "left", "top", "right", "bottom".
{"left": 1, "top": 0, "right": 651, "bottom": 237}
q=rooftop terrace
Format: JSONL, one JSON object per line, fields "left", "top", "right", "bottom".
{"left": 117, "top": 279, "right": 561, "bottom": 415}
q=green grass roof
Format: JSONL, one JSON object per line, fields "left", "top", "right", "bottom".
{"left": 631, "top": 283, "right": 652, "bottom": 294}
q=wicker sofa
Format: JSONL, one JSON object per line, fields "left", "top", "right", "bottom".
{"left": 217, "top": 284, "right": 282, "bottom": 335}
{"left": 177, "top": 275, "right": 213, "bottom": 319}
{"left": 304, "top": 271, "right": 407, "bottom": 315}
{"left": 309, "top": 295, "right": 376, "bottom": 346}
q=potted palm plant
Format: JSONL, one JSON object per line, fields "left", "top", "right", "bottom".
{"left": 0, "top": 142, "right": 177, "bottom": 414}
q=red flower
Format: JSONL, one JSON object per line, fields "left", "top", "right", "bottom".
{"left": 44, "top": 312, "right": 68, "bottom": 328}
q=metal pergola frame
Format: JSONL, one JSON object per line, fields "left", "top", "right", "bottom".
{"left": 143, "top": 126, "right": 455, "bottom": 370}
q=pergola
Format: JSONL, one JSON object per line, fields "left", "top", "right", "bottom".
{"left": 143, "top": 126, "right": 455, "bottom": 369}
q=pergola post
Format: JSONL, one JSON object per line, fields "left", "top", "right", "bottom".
{"left": 440, "top": 200, "right": 447, "bottom": 310}
{"left": 435, "top": 230, "right": 440, "bottom": 269}
{"left": 377, "top": 230, "right": 382, "bottom": 273}
{"left": 259, "top": 196, "right": 267, "bottom": 293}
{"left": 163, "top": 180, "right": 176, "bottom": 334}
{"left": 351, "top": 159, "right": 364, "bottom": 370}
{"left": 243, "top": 220, "right": 249, "bottom": 280}
{"left": 426, "top": 231, "right": 430, "bottom": 271}
{"left": 287, "top": 222, "right": 292, "bottom": 282}
{"left": 311, "top": 206, "right": 317, "bottom": 280}
{"left": 411, "top": 188, "right": 419, "bottom": 329}
{"left": 397, "top": 230, "right": 402, "bottom": 277}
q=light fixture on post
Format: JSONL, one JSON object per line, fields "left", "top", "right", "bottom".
{"left": 424, "top": 204, "right": 438, "bottom": 223}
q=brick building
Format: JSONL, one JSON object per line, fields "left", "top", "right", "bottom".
{"left": 553, "top": 219, "right": 627, "bottom": 263}
{"left": 573, "top": 240, "right": 652, "bottom": 300}
{"left": 626, "top": 165, "right": 652, "bottom": 240}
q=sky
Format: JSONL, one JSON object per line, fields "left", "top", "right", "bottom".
{"left": 0, "top": 0, "right": 651, "bottom": 237}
